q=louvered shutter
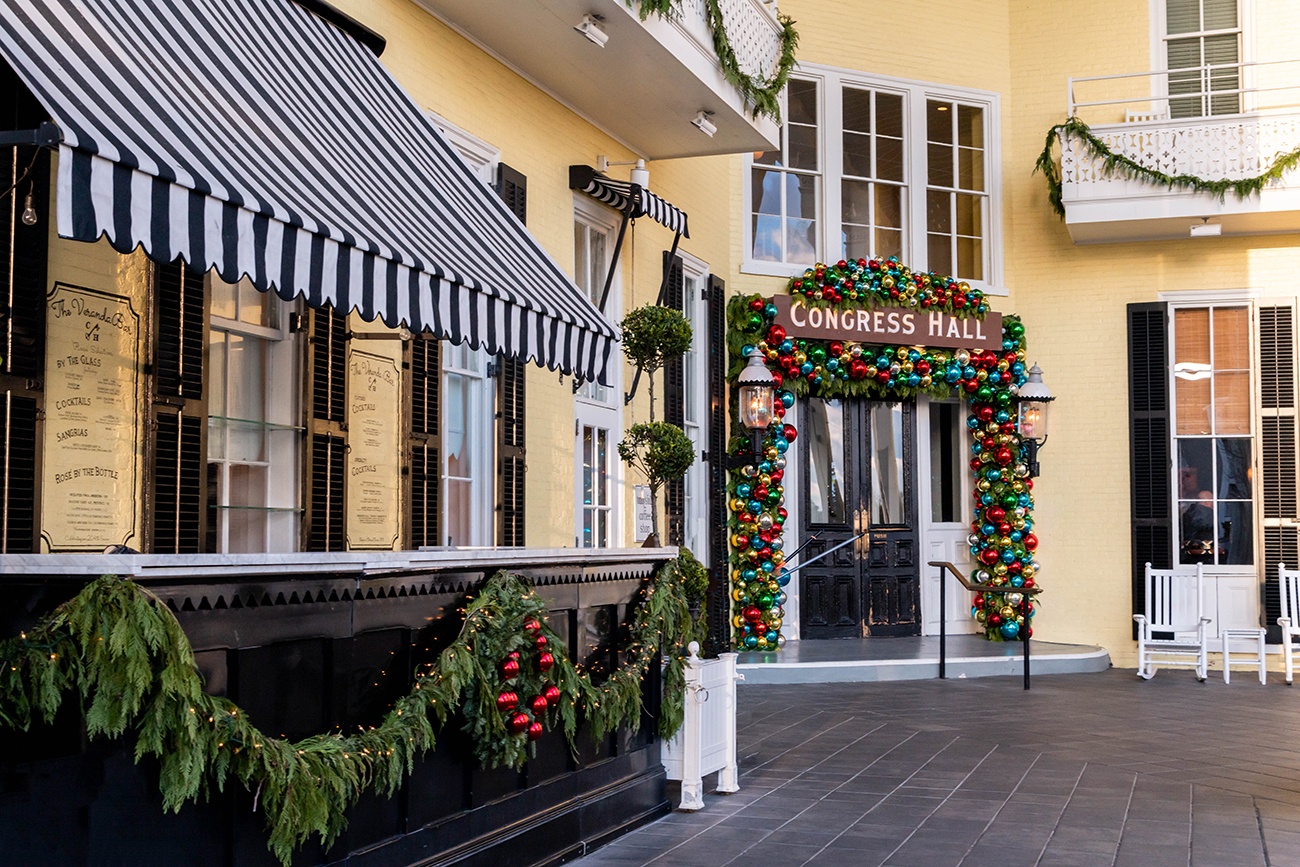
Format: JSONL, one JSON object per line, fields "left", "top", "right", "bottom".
{"left": 1259, "top": 304, "right": 1298, "bottom": 639}
{"left": 705, "top": 274, "right": 729, "bottom": 652}
{"left": 409, "top": 335, "right": 440, "bottom": 548}
{"left": 307, "top": 307, "right": 347, "bottom": 551}
{"left": 1129, "top": 303, "right": 1174, "bottom": 631}
{"left": 150, "top": 259, "right": 207, "bottom": 553}
{"left": 0, "top": 143, "right": 46, "bottom": 553}
{"left": 494, "top": 163, "right": 527, "bottom": 547}
{"left": 662, "top": 252, "right": 686, "bottom": 546}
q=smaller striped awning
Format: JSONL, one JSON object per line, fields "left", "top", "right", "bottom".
{"left": 0, "top": 0, "right": 616, "bottom": 384}
{"left": 569, "top": 165, "right": 690, "bottom": 238}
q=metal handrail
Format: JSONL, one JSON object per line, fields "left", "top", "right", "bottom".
{"left": 928, "top": 560, "right": 1042, "bottom": 690}
{"left": 1067, "top": 57, "right": 1300, "bottom": 120}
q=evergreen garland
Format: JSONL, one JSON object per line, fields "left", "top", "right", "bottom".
{"left": 1036, "top": 116, "right": 1300, "bottom": 218}
{"left": 630, "top": 0, "right": 799, "bottom": 121}
{"left": 0, "top": 559, "right": 695, "bottom": 865}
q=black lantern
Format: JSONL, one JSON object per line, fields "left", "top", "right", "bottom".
{"left": 1016, "top": 363, "right": 1055, "bottom": 478}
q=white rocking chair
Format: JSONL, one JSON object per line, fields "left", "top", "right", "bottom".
{"left": 1277, "top": 564, "right": 1300, "bottom": 685}
{"left": 1134, "top": 562, "right": 1210, "bottom": 681}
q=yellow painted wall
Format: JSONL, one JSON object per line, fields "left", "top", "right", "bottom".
{"left": 333, "top": 0, "right": 738, "bottom": 548}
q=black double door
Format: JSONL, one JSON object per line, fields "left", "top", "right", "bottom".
{"left": 799, "top": 398, "right": 920, "bottom": 638}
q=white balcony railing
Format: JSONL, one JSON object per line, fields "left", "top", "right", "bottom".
{"left": 1057, "top": 59, "right": 1300, "bottom": 243}
{"left": 675, "top": 0, "right": 785, "bottom": 88}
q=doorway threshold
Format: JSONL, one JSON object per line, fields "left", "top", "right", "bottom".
{"left": 735, "top": 635, "right": 1110, "bottom": 684}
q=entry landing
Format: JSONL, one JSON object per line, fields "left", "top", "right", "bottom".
{"left": 736, "top": 635, "right": 1110, "bottom": 684}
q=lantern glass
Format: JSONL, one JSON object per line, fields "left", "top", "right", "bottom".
{"left": 1018, "top": 399, "right": 1049, "bottom": 442}
{"left": 739, "top": 383, "right": 774, "bottom": 431}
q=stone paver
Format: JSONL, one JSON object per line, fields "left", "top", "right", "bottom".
{"left": 572, "top": 670, "right": 1300, "bottom": 867}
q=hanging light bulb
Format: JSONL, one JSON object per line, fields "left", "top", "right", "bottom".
{"left": 21, "top": 190, "right": 37, "bottom": 226}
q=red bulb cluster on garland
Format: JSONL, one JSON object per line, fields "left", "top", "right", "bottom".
{"left": 494, "top": 617, "right": 562, "bottom": 740}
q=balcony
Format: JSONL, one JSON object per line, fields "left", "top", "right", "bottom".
{"left": 1057, "top": 60, "right": 1300, "bottom": 244}
{"left": 417, "top": 0, "right": 782, "bottom": 159}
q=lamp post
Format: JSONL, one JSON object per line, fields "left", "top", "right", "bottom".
{"left": 736, "top": 347, "right": 776, "bottom": 458}
{"left": 1017, "top": 363, "right": 1055, "bottom": 478}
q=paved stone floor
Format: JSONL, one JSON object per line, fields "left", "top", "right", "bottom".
{"left": 574, "top": 670, "right": 1300, "bottom": 867}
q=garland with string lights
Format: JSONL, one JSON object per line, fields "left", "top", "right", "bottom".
{"left": 630, "top": 0, "right": 799, "bottom": 121}
{"left": 0, "top": 559, "right": 694, "bottom": 865}
{"left": 1036, "top": 116, "right": 1300, "bottom": 218}
{"left": 724, "top": 256, "right": 1040, "bottom": 651}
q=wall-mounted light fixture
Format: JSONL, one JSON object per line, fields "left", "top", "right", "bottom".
{"left": 574, "top": 14, "right": 608, "bottom": 47}
{"left": 691, "top": 110, "right": 717, "bottom": 137}
{"left": 1190, "top": 217, "right": 1221, "bottom": 237}
{"left": 1016, "top": 363, "right": 1056, "bottom": 478}
{"left": 737, "top": 347, "right": 775, "bottom": 456}
{"left": 596, "top": 155, "right": 649, "bottom": 188}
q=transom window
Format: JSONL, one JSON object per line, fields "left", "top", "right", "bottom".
{"left": 1172, "top": 305, "right": 1253, "bottom": 566}
{"left": 745, "top": 64, "right": 999, "bottom": 290}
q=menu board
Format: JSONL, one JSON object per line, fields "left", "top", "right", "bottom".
{"left": 41, "top": 283, "right": 140, "bottom": 551}
{"left": 346, "top": 347, "right": 402, "bottom": 549}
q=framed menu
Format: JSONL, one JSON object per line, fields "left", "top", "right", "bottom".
{"left": 346, "top": 347, "right": 402, "bottom": 550}
{"left": 41, "top": 283, "right": 140, "bottom": 551}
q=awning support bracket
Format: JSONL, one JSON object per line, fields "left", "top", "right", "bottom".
{"left": 0, "top": 122, "right": 60, "bottom": 148}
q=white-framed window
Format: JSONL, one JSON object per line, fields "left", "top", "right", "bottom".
{"left": 1170, "top": 303, "right": 1254, "bottom": 566}
{"left": 743, "top": 64, "right": 1002, "bottom": 294}
{"left": 573, "top": 195, "right": 622, "bottom": 547}
{"left": 426, "top": 113, "right": 499, "bottom": 547}
{"left": 442, "top": 342, "right": 494, "bottom": 547}
{"left": 1159, "top": 0, "right": 1243, "bottom": 118}
{"left": 679, "top": 252, "right": 710, "bottom": 560}
{"left": 207, "top": 276, "right": 299, "bottom": 552}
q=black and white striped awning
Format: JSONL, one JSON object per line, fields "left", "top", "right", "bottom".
{"left": 569, "top": 165, "right": 689, "bottom": 237}
{"left": 0, "top": 0, "right": 616, "bottom": 384}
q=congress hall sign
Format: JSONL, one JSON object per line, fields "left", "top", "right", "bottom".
{"left": 771, "top": 295, "right": 1003, "bottom": 351}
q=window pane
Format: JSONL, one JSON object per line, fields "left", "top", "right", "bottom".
{"left": 788, "top": 123, "right": 818, "bottom": 171}
{"left": 843, "top": 88, "right": 871, "bottom": 134}
{"left": 843, "top": 131, "right": 872, "bottom": 177}
{"left": 1178, "top": 438, "right": 1214, "bottom": 500}
{"left": 842, "top": 224, "right": 871, "bottom": 262}
{"left": 445, "top": 373, "right": 470, "bottom": 479}
{"left": 1204, "top": 0, "right": 1237, "bottom": 32}
{"left": 1176, "top": 375, "right": 1212, "bottom": 434}
{"left": 877, "top": 136, "right": 904, "bottom": 182}
{"left": 875, "top": 228, "right": 903, "bottom": 261}
{"left": 876, "top": 93, "right": 903, "bottom": 138}
{"left": 788, "top": 79, "right": 818, "bottom": 126}
{"left": 928, "top": 233, "right": 952, "bottom": 278}
{"left": 1167, "top": 0, "right": 1201, "bottom": 34}
{"left": 929, "top": 402, "right": 963, "bottom": 523}
{"left": 237, "top": 278, "right": 268, "bottom": 327}
{"left": 928, "top": 143, "right": 954, "bottom": 187}
{"left": 446, "top": 479, "right": 471, "bottom": 546}
{"left": 208, "top": 332, "right": 228, "bottom": 417}
{"left": 876, "top": 184, "right": 903, "bottom": 230}
{"left": 927, "top": 190, "right": 952, "bottom": 234}
{"left": 1217, "top": 437, "right": 1252, "bottom": 499}
{"left": 955, "top": 193, "right": 982, "bottom": 236}
{"left": 210, "top": 278, "right": 237, "bottom": 321}
{"left": 958, "top": 147, "right": 985, "bottom": 191}
{"left": 871, "top": 403, "right": 905, "bottom": 525}
{"left": 957, "top": 105, "right": 984, "bottom": 149}
{"left": 1213, "top": 307, "right": 1249, "bottom": 369}
{"left": 752, "top": 168, "right": 782, "bottom": 216}
{"left": 1175, "top": 308, "right": 1211, "bottom": 363}
{"left": 806, "top": 399, "right": 846, "bottom": 524}
{"left": 1179, "top": 491, "right": 1215, "bottom": 563}
{"left": 596, "top": 428, "right": 608, "bottom": 506}
{"left": 926, "top": 101, "right": 953, "bottom": 144}
{"left": 1220, "top": 499, "right": 1252, "bottom": 564}
{"left": 956, "top": 236, "right": 983, "bottom": 282}
{"left": 842, "top": 179, "right": 872, "bottom": 224}
{"left": 1214, "top": 370, "right": 1250, "bottom": 434}
{"left": 754, "top": 125, "right": 783, "bottom": 166}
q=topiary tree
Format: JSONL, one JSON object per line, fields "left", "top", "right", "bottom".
{"left": 617, "top": 421, "right": 694, "bottom": 546}
{"left": 619, "top": 304, "right": 691, "bottom": 422}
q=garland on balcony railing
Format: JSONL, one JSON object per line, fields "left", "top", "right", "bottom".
{"left": 632, "top": 0, "right": 800, "bottom": 121}
{"left": 0, "top": 560, "right": 696, "bottom": 866}
{"left": 1037, "top": 116, "right": 1300, "bottom": 218}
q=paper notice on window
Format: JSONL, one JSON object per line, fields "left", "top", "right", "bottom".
{"left": 41, "top": 283, "right": 141, "bottom": 551}
{"left": 346, "top": 347, "right": 402, "bottom": 550}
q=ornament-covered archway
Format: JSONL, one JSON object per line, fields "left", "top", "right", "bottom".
{"left": 726, "top": 257, "right": 1038, "bottom": 652}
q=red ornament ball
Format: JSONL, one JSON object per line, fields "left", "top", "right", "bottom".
{"left": 496, "top": 691, "right": 518, "bottom": 712}
{"left": 783, "top": 424, "right": 797, "bottom": 442}
{"left": 543, "top": 684, "right": 562, "bottom": 705}
{"left": 500, "top": 659, "right": 520, "bottom": 680}
{"left": 523, "top": 618, "right": 542, "bottom": 635}
{"left": 535, "top": 634, "right": 548, "bottom": 649}
{"left": 527, "top": 721, "right": 545, "bottom": 741}
{"left": 538, "top": 652, "right": 554, "bottom": 673}
{"left": 530, "top": 694, "right": 549, "bottom": 715}
{"left": 508, "top": 712, "right": 530, "bottom": 734}
{"left": 749, "top": 297, "right": 765, "bottom": 311}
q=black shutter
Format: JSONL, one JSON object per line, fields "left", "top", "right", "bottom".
{"left": 151, "top": 259, "right": 207, "bottom": 553}
{"left": 705, "top": 274, "right": 729, "bottom": 654}
{"left": 409, "top": 335, "right": 439, "bottom": 548}
{"left": 494, "top": 163, "right": 527, "bottom": 547}
{"left": 1260, "top": 304, "right": 1298, "bottom": 638}
{"left": 1129, "top": 302, "right": 1173, "bottom": 629}
{"left": 307, "top": 307, "right": 347, "bottom": 551}
{"left": 0, "top": 142, "right": 48, "bottom": 552}
{"left": 663, "top": 252, "right": 686, "bottom": 546}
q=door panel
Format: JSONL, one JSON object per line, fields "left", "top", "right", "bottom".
{"left": 799, "top": 398, "right": 920, "bottom": 639}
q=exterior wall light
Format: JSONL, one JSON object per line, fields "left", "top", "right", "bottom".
{"left": 574, "top": 15, "right": 609, "bottom": 48}
{"left": 737, "top": 347, "right": 775, "bottom": 456}
{"left": 1016, "top": 362, "right": 1055, "bottom": 478}
{"left": 691, "top": 110, "right": 717, "bottom": 137}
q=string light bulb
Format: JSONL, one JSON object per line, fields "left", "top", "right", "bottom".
{"left": 20, "top": 189, "right": 36, "bottom": 226}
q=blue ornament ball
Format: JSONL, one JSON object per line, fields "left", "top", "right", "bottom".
{"left": 1000, "top": 621, "right": 1020, "bottom": 639}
